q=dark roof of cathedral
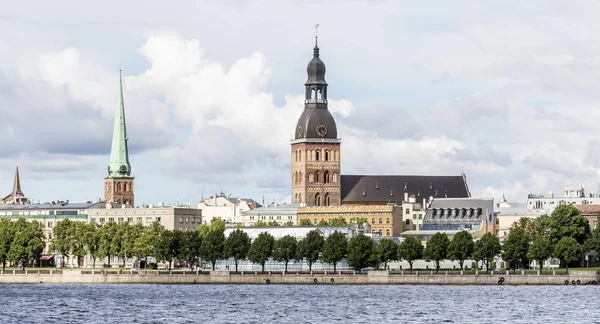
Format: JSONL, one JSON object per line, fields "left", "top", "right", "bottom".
{"left": 294, "top": 108, "right": 338, "bottom": 140}
{"left": 340, "top": 175, "right": 471, "bottom": 203}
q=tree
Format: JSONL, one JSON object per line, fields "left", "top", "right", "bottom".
{"left": 253, "top": 220, "right": 268, "bottom": 227}
{"left": 248, "top": 232, "right": 275, "bottom": 272}
{"left": 375, "top": 238, "right": 398, "bottom": 270}
{"left": 82, "top": 223, "right": 101, "bottom": 268}
{"left": 447, "top": 231, "right": 474, "bottom": 270}
{"left": 120, "top": 222, "right": 143, "bottom": 267}
{"left": 424, "top": 232, "right": 450, "bottom": 273}
{"left": 317, "top": 219, "right": 329, "bottom": 226}
{"left": 178, "top": 230, "right": 202, "bottom": 270}
{"left": 0, "top": 218, "right": 15, "bottom": 272}
{"left": 70, "top": 222, "right": 89, "bottom": 268}
{"left": 224, "top": 229, "right": 251, "bottom": 272}
{"left": 50, "top": 218, "right": 74, "bottom": 267}
{"left": 298, "top": 230, "right": 324, "bottom": 272}
{"left": 156, "top": 229, "right": 179, "bottom": 270}
{"left": 198, "top": 218, "right": 226, "bottom": 237}
{"left": 347, "top": 234, "right": 374, "bottom": 270}
{"left": 584, "top": 220, "right": 600, "bottom": 261}
{"left": 554, "top": 237, "right": 582, "bottom": 272}
{"left": 200, "top": 227, "right": 225, "bottom": 271}
{"left": 527, "top": 235, "right": 553, "bottom": 273}
{"left": 98, "top": 221, "right": 119, "bottom": 267}
{"left": 529, "top": 214, "right": 551, "bottom": 238}
{"left": 329, "top": 217, "right": 347, "bottom": 226}
{"left": 501, "top": 226, "right": 529, "bottom": 272}
{"left": 398, "top": 236, "right": 423, "bottom": 271}
{"left": 283, "top": 221, "right": 294, "bottom": 226}
{"left": 473, "top": 232, "right": 501, "bottom": 271}
{"left": 8, "top": 219, "right": 45, "bottom": 270}
{"left": 133, "top": 222, "right": 164, "bottom": 267}
{"left": 298, "top": 219, "right": 312, "bottom": 226}
{"left": 267, "top": 221, "right": 280, "bottom": 227}
{"left": 273, "top": 235, "right": 297, "bottom": 272}
{"left": 549, "top": 205, "right": 589, "bottom": 245}
{"left": 321, "top": 231, "right": 348, "bottom": 272}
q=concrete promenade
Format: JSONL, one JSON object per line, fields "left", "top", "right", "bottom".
{"left": 0, "top": 269, "right": 597, "bottom": 285}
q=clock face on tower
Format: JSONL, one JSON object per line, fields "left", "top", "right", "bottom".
{"left": 316, "top": 124, "right": 328, "bottom": 137}
{"left": 120, "top": 165, "right": 127, "bottom": 173}
{"left": 296, "top": 125, "right": 303, "bottom": 138}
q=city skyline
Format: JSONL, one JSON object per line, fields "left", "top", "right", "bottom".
{"left": 2, "top": 1, "right": 600, "bottom": 204}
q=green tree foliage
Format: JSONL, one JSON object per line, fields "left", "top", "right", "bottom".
{"left": 8, "top": 219, "right": 45, "bottom": 269}
{"left": 347, "top": 234, "right": 374, "bottom": 270}
{"left": 119, "top": 222, "right": 143, "bottom": 267}
{"left": 50, "top": 218, "right": 74, "bottom": 267}
{"left": 584, "top": 219, "right": 600, "bottom": 260}
{"left": 549, "top": 205, "right": 589, "bottom": 245}
{"left": 200, "top": 226, "right": 225, "bottom": 271}
{"left": 298, "top": 219, "right": 313, "bottom": 226}
{"left": 98, "top": 221, "right": 119, "bottom": 267}
{"left": 282, "top": 221, "right": 294, "bottom": 226}
{"left": 267, "top": 221, "right": 280, "bottom": 227}
{"left": 329, "top": 217, "right": 348, "bottom": 226}
{"left": 178, "top": 230, "right": 202, "bottom": 270}
{"left": 398, "top": 236, "right": 423, "bottom": 271}
{"left": 447, "top": 231, "right": 474, "bottom": 270}
{"left": 273, "top": 235, "right": 297, "bottom": 272}
{"left": 133, "top": 222, "right": 165, "bottom": 266}
{"left": 321, "top": 231, "right": 348, "bottom": 272}
{"left": 248, "top": 232, "right": 275, "bottom": 272}
{"left": 82, "top": 223, "right": 101, "bottom": 268}
{"left": 473, "top": 232, "right": 501, "bottom": 271}
{"left": 253, "top": 220, "right": 268, "bottom": 227}
{"left": 554, "top": 237, "right": 582, "bottom": 272}
{"left": 529, "top": 214, "right": 551, "bottom": 238}
{"left": 0, "top": 218, "right": 15, "bottom": 271}
{"left": 317, "top": 219, "right": 329, "bottom": 226}
{"left": 527, "top": 235, "right": 553, "bottom": 273}
{"left": 501, "top": 225, "right": 529, "bottom": 272}
{"left": 156, "top": 229, "right": 179, "bottom": 270}
{"left": 224, "top": 229, "right": 251, "bottom": 272}
{"left": 198, "top": 218, "right": 226, "bottom": 237}
{"left": 71, "top": 222, "right": 90, "bottom": 267}
{"left": 424, "top": 232, "right": 450, "bottom": 273}
{"left": 375, "top": 238, "right": 398, "bottom": 270}
{"left": 298, "top": 230, "right": 324, "bottom": 272}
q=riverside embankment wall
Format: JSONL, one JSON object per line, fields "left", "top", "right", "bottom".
{"left": 0, "top": 270, "right": 597, "bottom": 285}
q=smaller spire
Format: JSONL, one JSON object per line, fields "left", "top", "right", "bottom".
{"left": 13, "top": 166, "right": 23, "bottom": 195}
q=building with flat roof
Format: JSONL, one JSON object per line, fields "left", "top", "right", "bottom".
{"left": 197, "top": 193, "right": 259, "bottom": 224}
{"left": 297, "top": 205, "right": 400, "bottom": 236}
{"left": 87, "top": 203, "right": 202, "bottom": 231}
{"left": 401, "top": 198, "right": 495, "bottom": 241}
{"left": 238, "top": 203, "right": 299, "bottom": 226}
{"left": 525, "top": 184, "right": 600, "bottom": 211}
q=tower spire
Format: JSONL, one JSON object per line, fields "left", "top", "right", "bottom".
{"left": 12, "top": 166, "right": 23, "bottom": 195}
{"left": 107, "top": 70, "right": 131, "bottom": 178}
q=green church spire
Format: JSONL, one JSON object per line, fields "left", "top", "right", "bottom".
{"left": 107, "top": 70, "right": 132, "bottom": 178}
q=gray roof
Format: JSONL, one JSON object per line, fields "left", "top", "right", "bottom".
{"left": 429, "top": 198, "right": 493, "bottom": 209}
{"left": 340, "top": 175, "right": 470, "bottom": 203}
{"left": 0, "top": 202, "right": 100, "bottom": 210}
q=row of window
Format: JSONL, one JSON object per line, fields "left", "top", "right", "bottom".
{"left": 310, "top": 217, "right": 392, "bottom": 225}
{"left": 371, "top": 228, "right": 392, "bottom": 236}
{"left": 178, "top": 217, "right": 199, "bottom": 224}
{"left": 293, "top": 149, "right": 340, "bottom": 163}
{"left": 248, "top": 215, "right": 294, "bottom": 220}
{"left": 0, "top": 210, "right": 83, "bottom": 216}
{"left": 90, "top": 217, "right": 162, "bottom": 224}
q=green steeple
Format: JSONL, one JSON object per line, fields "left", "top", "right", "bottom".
{"left": 107, "top": 70, "right": 132, "bottom": 178}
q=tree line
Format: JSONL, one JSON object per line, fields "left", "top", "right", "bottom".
{"left": 0, "top": 218, "right": 45, "bottom": 271}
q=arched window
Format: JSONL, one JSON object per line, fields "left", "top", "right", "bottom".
{"left": 332, "top": 172, "right": 338, "bottom": 183}
{"left": 299, "top": 150, "right": 302, "bottom": 162}
{"left": 309, "top": 172, "right": 314, "bottom": 183}
{"left": 117, "top": 183, "right": 122, "bottom": 191}
{"left": 315, "top": 171, "right": 320, "bottom": 183}
{"left": 316, "top": 151, "right": 320, "bottom": 161}
{"left": 295, "top": 193, "right": 298, "bottom": 203}
{"left": 324, "top": 193, "right": 330, "bottom": 206}
{"left": 311, "top": 89, "right": 316, "bottom": 99}
{"left": 317, "top": 89, "right": 322, "bottom": 99}
{"left": 299, "top": 193, "right": 302, "bottom": 203}
{"left": 335, "top": 150, "right": 339, "bottom": 161}
{"left": 124, "top": 183, "right": 128, "bottom": 191}
{"left": 324, "top": 171, "right": 330, "bottom": 184}
{"left": 325, "top": 151, "right": 329, "bottom": 161}
{"left": 315, "top": 193, "right": 321, "bottom": 206}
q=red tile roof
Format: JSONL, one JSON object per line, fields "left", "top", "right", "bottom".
{"left": 574, "top": 205, "right": 600, "bottom": 215}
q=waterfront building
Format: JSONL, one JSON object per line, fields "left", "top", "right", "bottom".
{"left": 288, "top": 34, "right": 470, "bottom": 236}
{"left": 297, "top": 205, "right": 400, "bottom": 236}
{"left": 401, "top": 198, "right": 495, "bottom": 241}
{"left": 525, "top": 184, "right": 600, "bottom": 212}
{"left": 238, "top": 203, "right": 299, "bottom": 226}
{"left": 0, "top": 167, "right": 29, "bottom": 205}
{"left": 197, "top": 193, "right": 259, "bottom": 224}
{"left": 496, "top": 208, "right": 548, "bottom": 242}
{"left": 87, "top": 203, "right": 202, "bottom": 231}
{"left": 104, "top": 71, "right": 134, "bottom": 206}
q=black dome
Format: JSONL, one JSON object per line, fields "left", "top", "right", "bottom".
{"left": 306, "top": 46, "right": 327, "bottom": 85}
{"left": 295, "top": 108, "right": 338, "bottom": 140}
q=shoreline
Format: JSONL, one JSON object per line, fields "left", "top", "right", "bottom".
{"left": 0, "top": 270, "right": 597, "bottom": 285}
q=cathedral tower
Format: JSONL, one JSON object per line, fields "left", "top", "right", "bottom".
{"left": 291, "top": 32, "right": 341, "bottom": 206}
{"left": 104, "top": 71, "right": 134, "bottom": 205}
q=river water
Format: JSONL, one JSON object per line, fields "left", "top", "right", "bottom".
{"left": 0, "top": 284, "right": 597, "bottom": 323}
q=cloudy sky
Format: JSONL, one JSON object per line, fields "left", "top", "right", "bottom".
{"left": 1, "top": 0, "right": 599, "bottom": 205}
